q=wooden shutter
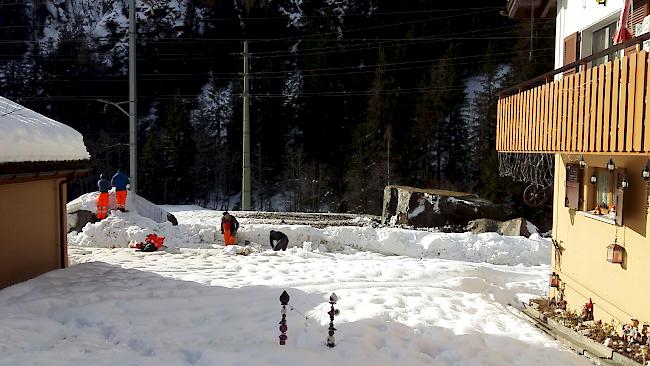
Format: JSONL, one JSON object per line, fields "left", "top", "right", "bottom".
{"left": 625, "top": 0, "right": 650, "bottom": 56}
{"left": 616, "top": 170, "right": 626, "bottom": 226}
{"left": 565, "top": 164, "right": 582, "bottom": 209}
{"left": 628, "top": 0, "right": 650, "bottom": 35}
{"left": 564, "top": 32, "right": 579, "bottom": 75}
{"left": 616, "top": 187, "right": 625, "bottom": 225}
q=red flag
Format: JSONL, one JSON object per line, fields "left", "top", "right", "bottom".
{"left": 613, "top": 0, "right": 633, "bottom": 44}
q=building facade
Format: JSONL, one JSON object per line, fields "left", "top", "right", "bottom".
{"left": 499, "top": 0, "right": 650, "bottom": 325}
{"left": 0, "top": 97, "right": 89, "bottom": 289}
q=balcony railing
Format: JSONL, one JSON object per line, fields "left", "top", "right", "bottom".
{"left": 497, "top": 33, "right": 650, "bottom": 154}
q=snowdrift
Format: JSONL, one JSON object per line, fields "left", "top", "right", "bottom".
{"left": 68, "top": 208, "right": 550, "bottom": 266}
{"left": 239, "top": 224, "right": 549, "bottom": 266}
{"left": 67, "top": 191, "right": 177, "bottom": 226}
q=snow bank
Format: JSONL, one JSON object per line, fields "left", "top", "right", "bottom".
{"left": 68, "top": 191, "right": 174, "bottom": 224}
{"left": 239, "top": 225, "right": 550, "bottom": 266}
{"left": 0, "top": 96, "right": 90, "bottom": 163}
{"left": 68, "top": 211, "right": 179, "bottom": 248}
{"left": 69, "top": 207, "right": 550, "bottom": 266}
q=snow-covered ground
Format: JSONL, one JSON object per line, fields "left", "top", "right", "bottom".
{"left": 69, "top": 205, "right": 549, "bottom": 266}
{"left": 0, "top": 206, "right": 591, "bottom": 366}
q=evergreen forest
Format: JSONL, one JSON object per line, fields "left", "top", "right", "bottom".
{"left": 0, "top": 0, "right": 556, "bottom": 223}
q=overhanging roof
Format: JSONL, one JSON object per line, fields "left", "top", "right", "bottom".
{"left": 0, "top": 160, "right": 89, "bottom": 184}
{"left": 505, "top": 0, "right": 557, "bottom": 19}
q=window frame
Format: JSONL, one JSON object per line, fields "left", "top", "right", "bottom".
{"left": 564, "top": 163, "right": 626, "bottom": 227}
{"left": 591, "top": 22, "right": 619, "bottom": 67}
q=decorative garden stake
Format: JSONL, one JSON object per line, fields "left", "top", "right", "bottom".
{"left": 279, "top": 290, "right": 290, "bottom": 345}
{"left": 327, "top": 293, "right": 339, "bottom": 348}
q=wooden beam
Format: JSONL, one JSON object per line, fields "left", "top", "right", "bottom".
{"left": 603, "top": 61, "right": 612, "bottom": 152}
{"left": 618, "top": 56, "right": 629, "bottom": 152}
{"left": 584, "top": 69, "right": 593, "bottom": 152}
{"left": 578, "top": 69, "right": 586, "bottom": 152}
{"left": 596, "top": 64, "right": 605, "bottom": 152}
{"left": 634, "top": 51, "right": 647, "bottom": 151}
{"left": 627, "top": 54, "right": 637, "bottom": 152}
{"left": 589, "top": 67, "right": 598, "bottom": 152}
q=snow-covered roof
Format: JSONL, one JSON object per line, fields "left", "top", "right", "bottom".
{"left": 0, "top": 96, "right": 90, "bottom": 163}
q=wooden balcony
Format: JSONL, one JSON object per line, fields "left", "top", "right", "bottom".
{"left": 497, "top": 51, "right": 650, "bottom": 154}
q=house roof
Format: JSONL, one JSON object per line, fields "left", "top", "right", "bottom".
{"left": 0, "top": 96, "right": 90, "bottom": 164}
{"left": 505, "top": 0, "right": 556, "bottom": 19}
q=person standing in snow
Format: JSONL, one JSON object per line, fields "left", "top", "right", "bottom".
{"left": 96, "top": 174, "right": 111, "bottom": 219}
{"left": 111, "top": 168, "right": 129, "bottom": 211}
{"left": 269, "top": 230, "right": 289, "bottom": 251}
{"left": 220, "top": 211, "right": 239, "bottom": 246}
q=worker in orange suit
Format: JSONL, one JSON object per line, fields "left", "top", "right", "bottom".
{"left": 220, "top": 211, "right": 239, "bottom": 246}
{"left": 111, "top": 168, "right": 129, "bottom": 211}
{"left": 96, "top": 174, "right": 110, "bottom": 219}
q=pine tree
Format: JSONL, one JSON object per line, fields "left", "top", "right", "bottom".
{"left": 157, "top": 99, "right": 197, "bottom": 204}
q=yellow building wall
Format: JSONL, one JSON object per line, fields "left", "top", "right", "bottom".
{"left": 552, "top": 154, "right": 650, "bottom": 326}
{"left": 0, "top": 178, "right": 67, "bottom": 289}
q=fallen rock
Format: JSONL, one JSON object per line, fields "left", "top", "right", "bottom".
{"left": 67, "top": 210, "right": 97, "bottom": 233}
{"left": 466, "top": 218, "right": 501, "bottom": 234}
{"left": 382, "top": 185, "right": 508, "bottom": 228}
{"left": 498, "top": 218, "right": 537, "bottom": 237}
{"left": 467, "top": 218, "right": 539, "bottom": 237}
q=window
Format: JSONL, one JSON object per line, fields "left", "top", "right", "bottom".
{"left": 592, "top": 22, "right": 618, "bottom": 67}
{"left": 564, "top": 163, "right": 626, "bottom": 226}
{"left": 592, "top": 168, "right": 618, "bottom": 213}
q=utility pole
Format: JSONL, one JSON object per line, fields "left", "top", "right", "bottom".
{"left": 129, "top": 0, "right": 138, "bottom": 193}
{"left": 242, "top": 40, "right": 251, "bottom": 210}
{"left": 529, "top": 7, "right": 534, "bottom": 61}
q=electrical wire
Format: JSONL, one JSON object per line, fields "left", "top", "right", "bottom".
{"left": 199, "top": 6, "right": 507, "bottom": 21}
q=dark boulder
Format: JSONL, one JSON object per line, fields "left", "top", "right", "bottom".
{"left": 498, "top": 218, "right": 536, "bottom": 237}
{"left": 466, "top": 218, "right": 538, "bottom": 237}
{"left": 382, "top": 185, "right": 508, "bottom": 228}
{"left": 466, "top": 218, "right": 501, "bottom": 234}
{"left": 67, "top": 210, "right": 97, "bottom": 233}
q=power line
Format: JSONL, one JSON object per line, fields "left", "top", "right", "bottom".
{"left": 0, "top": 7, "right": 505, "bottom": 44}
{"left": 0, "top": 34, "right": 551, "bottom": 44}
{"left": 17, "top": 48, "right": 549, "bottom": 85}
{"left": 247, "top": 22, "right": 557, "bottom": 58}
{"left": 198, "top": 6, "right": 506, "bottom": 21}
{"left": 0, "top": 38, "right": 554, "bottom": 64}
{"left": 246, "top": 48, "right": 555, "bottom": 76}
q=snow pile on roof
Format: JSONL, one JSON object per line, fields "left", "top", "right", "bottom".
{"left": 69, "top": 207, "right": 550, "bottom": 266}
{"left": 0, "top": 96, "right": 90, "bottom": 163}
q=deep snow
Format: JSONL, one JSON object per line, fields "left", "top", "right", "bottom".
{"left": 0, "top": 245, "right": 590, "bottom": 366}
{"left": 0, "top": 205, "right": 592, "bottom": 366}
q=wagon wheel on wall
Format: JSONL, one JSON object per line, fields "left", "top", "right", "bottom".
{"left": 523, "top": 183, "right": 549, "bottom": 207}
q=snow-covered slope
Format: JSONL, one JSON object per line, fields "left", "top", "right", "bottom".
{"left": 37, "top": 0, "right": 207, "bottom": 69}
